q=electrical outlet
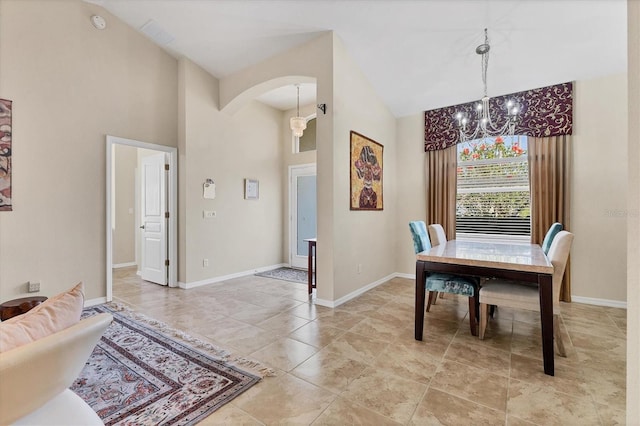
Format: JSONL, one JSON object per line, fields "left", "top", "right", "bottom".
{"left": 28, "top": 281, "right": 40, "bottom": 293}
{"left": 203, "top": 258, "right": 209, "bottom": 267}
{"left": 203, "top": 210, "right": 216, "bottom": 219}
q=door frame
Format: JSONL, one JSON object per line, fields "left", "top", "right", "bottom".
{"left": 106, "top": 135, "right": 178, "bottom": 301}
{"left": 289, "top": 163, "right": 317, "bottom": 268}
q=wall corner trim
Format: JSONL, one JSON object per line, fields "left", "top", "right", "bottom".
{"left": 315, "top": 273, "right": 399, "bottom": 308}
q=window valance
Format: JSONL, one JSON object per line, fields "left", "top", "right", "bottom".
{"left": 424, "top": 82, "right": 573, "bottom": 151}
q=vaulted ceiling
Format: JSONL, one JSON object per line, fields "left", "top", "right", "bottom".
{"left": 91, "top": 0, "right": 627, "bottom": 117}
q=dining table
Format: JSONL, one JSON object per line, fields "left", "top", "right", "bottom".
{"left": 415, "top": 239, "right": 556, "bottom": 376}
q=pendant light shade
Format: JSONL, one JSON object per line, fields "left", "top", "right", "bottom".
{"left": 290, "top": 116, "right": 306, "bottom": 137}
{"left": 290, "top": 84, "right": 306, "bottom": 137}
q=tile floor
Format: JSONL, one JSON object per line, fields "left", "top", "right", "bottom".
{"left": 113, "top": 267, "right": 626, "bottom": 425}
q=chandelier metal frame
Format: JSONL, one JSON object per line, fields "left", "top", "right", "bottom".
{"left": 455, "top": 29, "right": 520, "bottom": 142}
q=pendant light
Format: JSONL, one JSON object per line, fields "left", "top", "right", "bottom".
{"left": 290, "top": 84, "right": 306, "bottom": 138}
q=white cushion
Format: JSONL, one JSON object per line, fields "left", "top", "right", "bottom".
{"left": 480, "top": 281, "right": 560, "bottom": 314}
{"left": 0, "top": 282, "right": 85, "bottom": 352}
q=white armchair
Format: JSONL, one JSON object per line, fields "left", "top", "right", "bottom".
{"left": 0, "top": 313, "right": 112, "bottom": 425}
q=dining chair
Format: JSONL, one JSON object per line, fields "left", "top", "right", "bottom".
{"left": 427, "top": 223, "right": 450, "bottom": 302}
{"left": 427, "top": 223, "right": 447, "bottom": 247}
{"left": 409, "top": 221, "right": 480, "bottom": 336}
{"left": 541, "top": 222, "right": 563, "bottom": 255}
{"left": 478, "top": 230, "right": 574, "bottom": 356}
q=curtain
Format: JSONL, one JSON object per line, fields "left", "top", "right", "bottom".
{"left": 528, "top": 135, "right": 572, "bottom": 302}
{"left": 425, "top": 144, "right": 457, "bottom": 240}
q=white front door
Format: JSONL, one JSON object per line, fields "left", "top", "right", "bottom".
{"left": 290, "top": 164, "right": 317, "bottom": 269}
{"left": 140, "top": 152, "right": 167, "bottom": 285}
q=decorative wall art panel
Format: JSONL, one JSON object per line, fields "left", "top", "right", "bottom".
{"left": 350, "top": 131, "right": 383, "bottom": 211}
{"left": 0, "top": 99, "right": 12, "bottom": 211}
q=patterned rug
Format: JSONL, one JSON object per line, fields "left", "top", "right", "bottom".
{"left": 71, "top": 304, "right": 270, "bottom": 426}
{"left": 255, "top": 267, "right": 313, "bottom": 284}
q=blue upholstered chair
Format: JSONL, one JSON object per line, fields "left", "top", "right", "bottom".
{"left": 542, "top": 222, "right": 563, "bottom": 255}
{"left": 409, "top": 221, "right": 480, "bottom": 336}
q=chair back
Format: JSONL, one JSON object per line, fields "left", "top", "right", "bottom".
{"left": 428, "top": 224, "right": 447, "bottom": 246}
{"left": 542, "top": 222, "right": 563, "bottom": 255}
{"left": 409, "top": 221, "right": 431, "bottom": 254}
{"left": 547, "top": 230, "right": 574, "bottom": 307}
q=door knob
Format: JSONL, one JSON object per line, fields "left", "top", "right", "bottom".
{"left": 139, "top": 225, "right": 145, "bottom": 229}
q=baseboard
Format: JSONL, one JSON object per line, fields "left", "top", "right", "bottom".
{"left": 315, "top": 273, "right": 397, "bottom": 308}
{"left": 395, "top": 272, "right": 415, "bottom": 279}
{"left": 571, "top": 295, "right": 627, "bottom": 309}
{"left": 113, "top": 262, "right": 136, "bottom": 269}
{"left": 85, "top": 297, "right": 107, "bottom": 307}
{"left": 178, "top": 263, "right": 287, "bottom": 289}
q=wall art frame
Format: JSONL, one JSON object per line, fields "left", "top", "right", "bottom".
{"left": 350, "top": 131, "right": 383, "bottom": 211}
{"left": 0, "top": 98, "right": 12, "bottom": 211}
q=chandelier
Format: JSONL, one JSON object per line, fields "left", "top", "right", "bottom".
{"left": 290, "top": 84, "right": 306, "bottom": 138}
{"left": 455, "top": 29, "right": 520, "bottom": 142}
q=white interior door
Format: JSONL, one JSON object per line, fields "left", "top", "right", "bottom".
{"left": 141, "top": 152, "right": 167, "bottom": 285}
{"left": 290, "top": 164, "right": 317, "bottom": 269}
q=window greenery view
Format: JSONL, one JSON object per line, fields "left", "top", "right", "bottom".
{"left": 456, "top": 135, "right": 530, "bottom": 236}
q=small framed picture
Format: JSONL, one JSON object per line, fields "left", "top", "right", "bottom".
{"left": 245, "top": 179, "right": 259, "bottom": 200}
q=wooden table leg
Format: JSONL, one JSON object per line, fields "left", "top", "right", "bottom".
{"left": 539, "top": 273, "right": 555, "bottom": 376}
{"left": 415, "top": 261, "right": 426, "bottom": 341}
{"left": 307, "top": 240, "right": 313, "bottom": 295}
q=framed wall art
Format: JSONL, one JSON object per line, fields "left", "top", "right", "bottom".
{"left": 350, "top": 131, "right": 383, "bottom": 210}
{"left": 0, "top": 98, "right": 12, "bottom": 211}
{"left": 244, "top": 178, "right": 259, "bottom": 200}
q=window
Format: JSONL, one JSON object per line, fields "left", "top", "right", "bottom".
{"left": 456, "top": 136, "right": 530, "bottom": 237}
{"left": 294, "top": 117, "right": 316, "bottom": 153}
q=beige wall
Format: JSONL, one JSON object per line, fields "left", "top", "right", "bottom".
{"left": 221, "top": 32, "right": 397, "bottom": 302}
{"left": 0, "top": 0, "right": 178, "bottom": 300}
{"left": 113, "top": 145, "right": 136, "bottom": 265}
{"left": 218, "top": 33, "right": 339, "bottom": 299}
{"left": 572, "top": 74, "right": 628, "bottom": 302}
{"left": 329, "top": 34, "right": 397, "bottom": 301}
{"left": 627, "top": 0, "right": 639, "bottom": 420}
{"left": 179, "top": 59, "right": 285, "bottom": 284}
{"left": 395, "top": 114, "right": 427, "bottom": 274}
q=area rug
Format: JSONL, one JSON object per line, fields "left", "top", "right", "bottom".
{"left": 71, "top": 304, "right": 271, "bottom": 426}
{"left": 255, "top": 267, "right": 313, "bottom": 284}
